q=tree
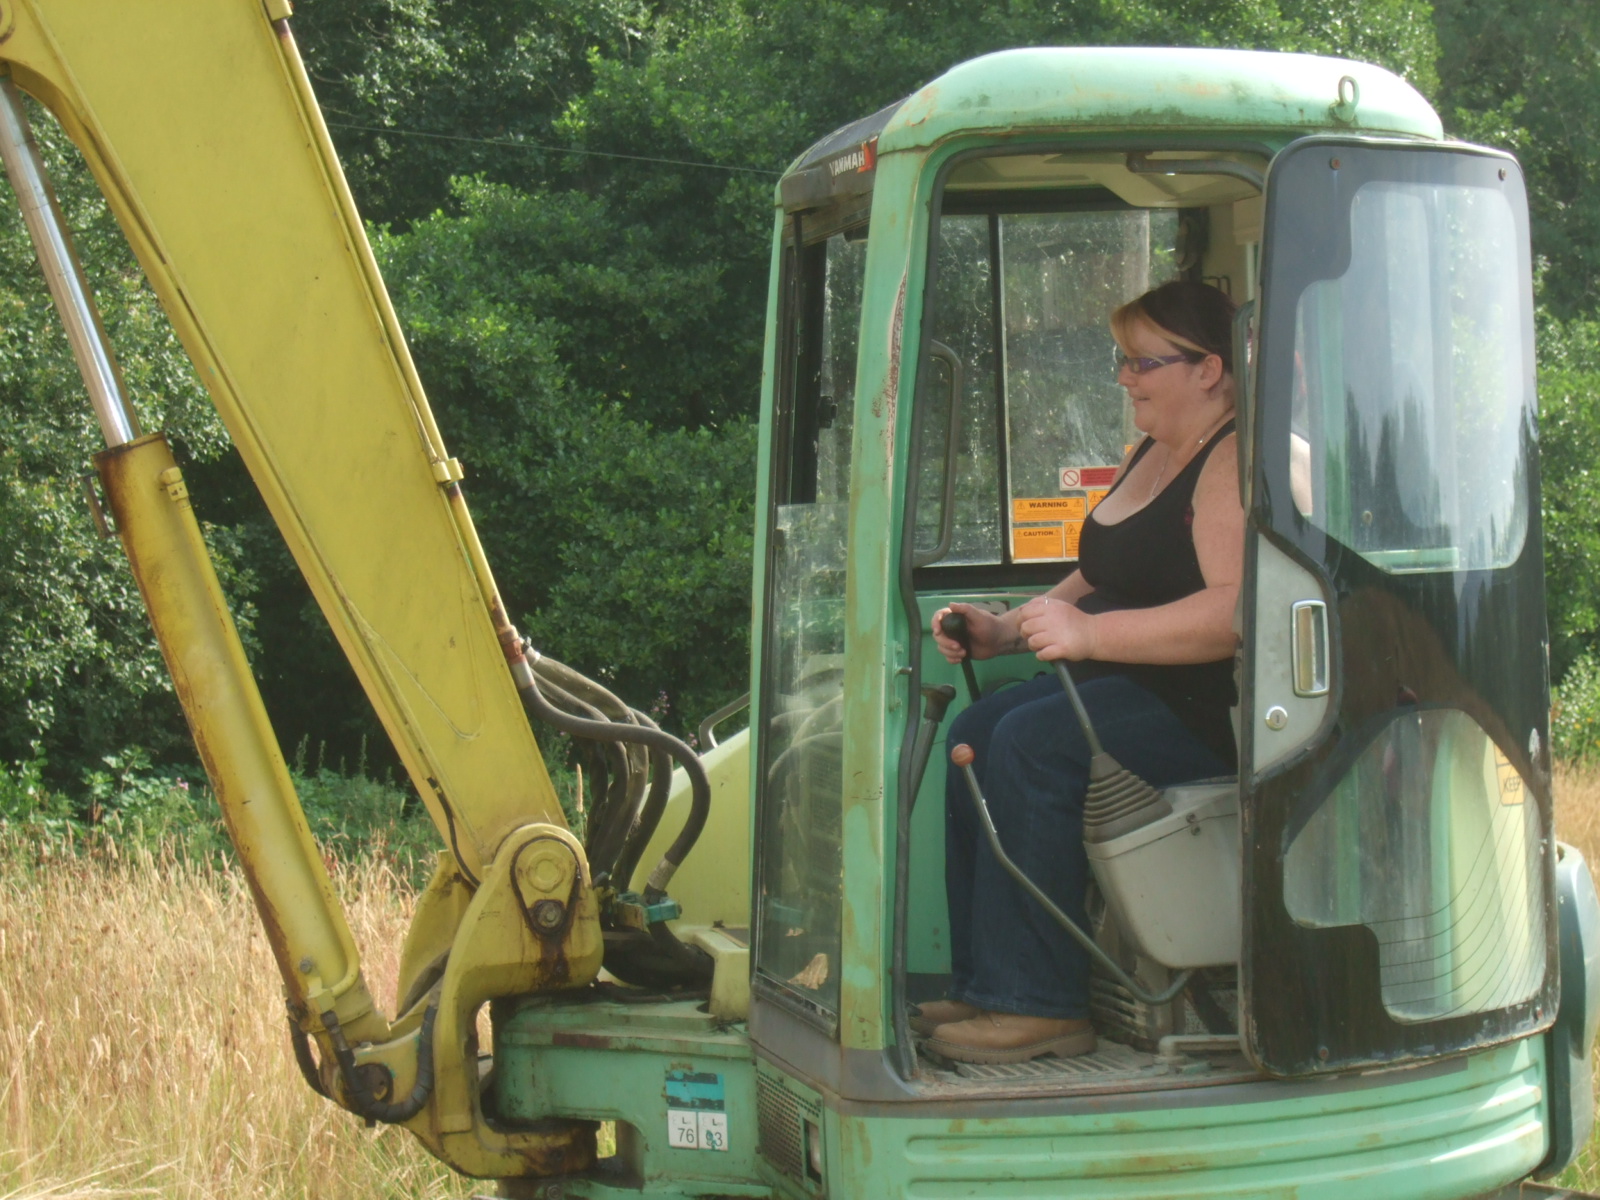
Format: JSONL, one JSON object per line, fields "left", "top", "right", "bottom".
{"left": 1434, "top": 0, "right": 1600, "bottom": 317}
{"left": 0, "top": 0, "right": 1456, "bottom": 789}
{"left": 0, "top": 104, "right": 246, "bottom": 789}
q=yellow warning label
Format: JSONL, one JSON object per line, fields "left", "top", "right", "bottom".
{"left": 1012, "top": 525, "right": 1066, "bottom": 560}
{"left": 1086, "top": 489, "right": 1109, "bottom": 512}
{"left": 1013, "top": 496, "right": 1087, "bottom": 523}
{"left": 1064, "top": 519, "right": 1084, "bottom": 557}
{"left": 1494, "top": 748, "right": 1526, "bottom": 805}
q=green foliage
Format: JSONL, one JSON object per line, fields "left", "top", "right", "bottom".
{"left": 374, "top": 179, "right": 757, "bottom": 725}
{"left": 1435, "top": 0, "right": 1600, "bottom": 316}
{"left": 0, "top": 102, "right": 249, "bottom": 788}
{"left": 1553, "top": 654, "right": 1600, "bottom": 762}
{"left": 0, "top": 740, "right": 443, "bottom": 886}
{"left": 1537, "top": 312, "right": 1600, "bottom": 677}
{"left": 295, "top": 0, "right": 657, "bottom": 226}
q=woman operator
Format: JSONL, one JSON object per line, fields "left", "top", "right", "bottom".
{"left": 919, "top": 279, "right": 1244, "bottom": 1065}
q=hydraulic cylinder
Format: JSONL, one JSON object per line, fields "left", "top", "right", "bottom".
{"left": 96, "top": 433, "right": 387, "bottom": 1043}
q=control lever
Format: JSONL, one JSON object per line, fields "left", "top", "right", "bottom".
{"left": 892, "top": 680, "right": 958, "bottom": 1079}
{"left": 950, "top": 743, "right": 1190, "bottom": 1007}
{"left": 907, "top": 683, "right": 958, "bottom": 810}
{"left": 938, "top": 610, "right": 982, "bottom": 702}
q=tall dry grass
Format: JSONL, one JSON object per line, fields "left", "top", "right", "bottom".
{"left": 0, "top": 845, "right": 478, "bottom": 1200}
{"left": 4, "top": 766, "right": 1600, "bottom": 1197}
{"left": 1557, "top": 759, "right": 1600, "bottom": 873}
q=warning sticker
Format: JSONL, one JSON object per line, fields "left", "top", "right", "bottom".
{"left": 1064, "top": 519, "right": 1085, "bottom": 557}
{"left": 1060, "top": 465, "right": 1119, "bottom": 491}
{"left": 1086, "top": 489, "right": 1109, "bottom": 513}
{"left": 666, "top": 1070, "right": 729, "bottom": 1152}
{"left": 1013, "top": 525, "right": 1066, "bottom": 560}
{"left": 1013, "top": 496, "right": 1087, "bottom": 523}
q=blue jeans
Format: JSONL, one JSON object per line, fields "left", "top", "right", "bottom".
{"left": 944, "top": 671, "right": 1228, "bottom": 1020}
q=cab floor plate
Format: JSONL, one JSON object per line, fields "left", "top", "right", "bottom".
{"left": 915, "top": 1039, "right": 1262, "bottom": 1099}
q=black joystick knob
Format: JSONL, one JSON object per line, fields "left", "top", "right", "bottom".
{"left": 939, "top": 610, "right": 981, "bottom": 702}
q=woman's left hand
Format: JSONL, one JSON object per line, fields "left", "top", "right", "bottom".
{"left": 1017, "top": 595, "right": 1098, "bottom": 661}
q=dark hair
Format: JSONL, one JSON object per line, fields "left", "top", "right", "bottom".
{"left": 1110, "top": 280, "right": 1238, "bottom": 374}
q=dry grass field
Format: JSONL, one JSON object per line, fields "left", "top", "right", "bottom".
{"left": 0, "top": 847, "right": 478, "bottom": 1200}
{"left": 4, "top": 765, "right": 1600, "bottom": 1198}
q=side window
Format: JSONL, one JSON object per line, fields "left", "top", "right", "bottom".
{"left": 753, "top": 228, "right": 868, "bottom": 1024}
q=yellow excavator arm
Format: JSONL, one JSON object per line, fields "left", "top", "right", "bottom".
{"left": 2, "top": 0, "right": 561, "bottom": 865}
{"left": 0, "top": 0, "right": 719, "bottom": 1179}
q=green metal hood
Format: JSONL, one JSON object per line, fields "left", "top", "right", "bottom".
{"left": 878, "top": 47, "right": 1442, "bottom": 153}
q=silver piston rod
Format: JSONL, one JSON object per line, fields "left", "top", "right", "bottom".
{"left": 0, "top": 76, "right": 139, "bottom": 447}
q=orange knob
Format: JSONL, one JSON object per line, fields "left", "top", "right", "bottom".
{"left": 951, "top": 744, "right": 975, "bottom": 767}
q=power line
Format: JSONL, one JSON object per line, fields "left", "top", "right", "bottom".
{"left": 322, "top": 119, "right": 783, "bottom": 178}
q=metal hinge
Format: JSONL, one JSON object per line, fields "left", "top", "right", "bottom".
{"left": 262, "top": 0, "right": 293, "bottom": 22}
{"left": 431, "top": 457, "right": 464, "bottom": 485}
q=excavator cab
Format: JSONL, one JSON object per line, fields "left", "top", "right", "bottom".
{"left": 2, "top": 6, "right": 1597, "bottom": 1196}
{"left": 737, "top": 48, "right": 1600, "bottom": 1198}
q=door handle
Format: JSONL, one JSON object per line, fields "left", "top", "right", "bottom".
{"left": 1291, "top": 600, "right": 1329, "bottom": 697}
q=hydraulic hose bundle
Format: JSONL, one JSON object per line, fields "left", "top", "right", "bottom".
{"left": 512, "top": 647, "right": 713, "bottom": 989}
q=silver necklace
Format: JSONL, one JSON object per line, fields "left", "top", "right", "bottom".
{"left": 1147, "top": 414, "right": 1231, "bottom": 501}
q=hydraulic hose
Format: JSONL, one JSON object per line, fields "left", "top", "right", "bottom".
{"left": 514, "top": 649, "right": 710, "bottom": 899}
{"left": 318, "top": 1001, "right": 439, "bottom": 1125}
{"left": 610, "top": 735, "right": 674, "bottom": 892}
{"left": 529, "top": 657, "right": 656, "bottom": 877}
{"left": 529, "top": 671, "right": 639, "bottom": 879}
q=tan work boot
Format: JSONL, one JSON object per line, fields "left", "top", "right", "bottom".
{"left": 924, "top": 1011, "right": 1096, "bottom": 1064}
{"left": 908, "top": 999, "right": 980, "bottom": 1036}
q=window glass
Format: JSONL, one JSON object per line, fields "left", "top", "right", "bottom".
{"left": 754, "top": 232, "right": 866, "bottom": 1019}
{"left": 913, "top": 206, "right": 1178, "bottom": 567}
{"left": 914, "top": 215, "right": 1001, "bottom": 565}
{"left": 1289, "top": 182, "right": 1530, "bottom": 573}
{"left": 1284, "top": 709, "right": 1545, "bottom": 1021}
{"left": 1003, "top": 211, "right": 1174, "bottom": 563}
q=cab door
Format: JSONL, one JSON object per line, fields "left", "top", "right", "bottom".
{"left": 1242, "top": 137, "right": 1557, "bottom": 1075}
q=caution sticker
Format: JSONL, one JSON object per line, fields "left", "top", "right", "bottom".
{"left": 1060, "top": 465, "right": 1119, "bottom": 491}
{"left": 1086, "top": 489, "right": 1109, "bottom": 512}
{"left": 1013, "top": 496, "right": 1087, "bottom": 522}
{"left": 1013, "top": 525, "right": 1066, "bottom": 560}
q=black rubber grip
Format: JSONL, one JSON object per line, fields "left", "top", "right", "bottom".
{"left": 939, "top": 611, "right": 981, "bottom": 702}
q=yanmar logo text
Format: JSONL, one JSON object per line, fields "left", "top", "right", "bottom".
{"left": 828, "top": 138, "right": 878, "bottom": 178}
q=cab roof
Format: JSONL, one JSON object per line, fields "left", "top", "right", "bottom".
{"left": 781, "top": 47, "right": 1441, "bottom": 211}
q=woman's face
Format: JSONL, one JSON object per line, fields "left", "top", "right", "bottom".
{"left": 1115, "top": 317, "right": 1223, "bottom": 440}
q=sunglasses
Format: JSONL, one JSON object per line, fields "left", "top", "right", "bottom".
{"left": 1114, "top": 350, "right": 1205, "bottom": 376}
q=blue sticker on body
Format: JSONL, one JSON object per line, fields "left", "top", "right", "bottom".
{"left": 665, "top": 1069, "right": 725, "bottom": 1111}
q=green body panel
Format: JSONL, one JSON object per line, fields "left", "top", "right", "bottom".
{"left": 494, "top": 997, "right": 766, "bottom": 1197}
{"left": 873, "top": 47, "right": 1441, "bottom": 160}
{"left": 815, "top": 1039, "right": 1546, "bottom": 1199}
{"left": 493, "top": 1008, "right": 1547, "bottom": 1198}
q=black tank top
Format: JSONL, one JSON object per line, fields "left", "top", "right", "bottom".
{"left": 1071, "top": 420, "right": 1238, "bottom": 766}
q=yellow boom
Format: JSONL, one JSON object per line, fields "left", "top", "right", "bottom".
{"left": 0, "top": 0, "right": 615, "bottom": 1178}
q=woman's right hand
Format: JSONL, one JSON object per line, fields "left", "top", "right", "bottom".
{"left": 932, "top": 603, "right": 1009, "bottom": 664}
